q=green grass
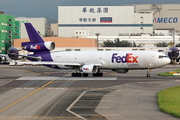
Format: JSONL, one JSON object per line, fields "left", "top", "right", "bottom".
{"left": 158, "top": 86, "right": 180, "bottom": 118}
{"left": 158, "top": 69, "right": 180, "bottom": 76}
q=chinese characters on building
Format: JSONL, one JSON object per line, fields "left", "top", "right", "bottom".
{"left": 79, "top": 7, "right": 108, "bottom": 23}
{"left": 82, "top": 7, "right": 108, "bottom": 13}
{"left": 79, "top": 18, "right": 96, "bottom": 22}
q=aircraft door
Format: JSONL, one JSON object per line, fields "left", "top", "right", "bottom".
{"left": 150, "top": 54, "right": 158, "bottom": 67}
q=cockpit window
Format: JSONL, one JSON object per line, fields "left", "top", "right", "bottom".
{"left": 159, "top": 55, "right": 168, "bottom": 58}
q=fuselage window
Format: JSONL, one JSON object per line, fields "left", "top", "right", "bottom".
{"left": 159, "top": 55, "right": 168, "bottom": 58}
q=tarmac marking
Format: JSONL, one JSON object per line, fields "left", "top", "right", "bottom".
{"left": 0, "top": 116, "right": 81, "bottom": 119}
{"left": 0, "top": 79, "right": 13, "bottom": 87}
{"left": 16, "top": 76, "right": 117, "bottom": 80}
{"left": 0, "top": 77, "right": 59, "bottom": 113}
{"left": 73, "top": 106, "right": 110, "bottom": 108}
{"left": 67, "top": 91, "right": 87, "bottom": 120}
{"left": 0, "top": 87, "right": 103, "bottom": 90}
{"left": 0, "top": 68, "right": 41, "bottom": 76}
{"left": 16, "top": 69, "right": 41, "bottom": 76}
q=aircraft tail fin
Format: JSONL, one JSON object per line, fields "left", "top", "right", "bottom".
{"left": 21, "top": 23, "right": 55, "bottom": 52}
{"left": 24, "top": 23, "right": 45, "bottom": 43}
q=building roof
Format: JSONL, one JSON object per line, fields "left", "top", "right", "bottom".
{"left": 14, "top": 37, "right": 97, "bottom": 48}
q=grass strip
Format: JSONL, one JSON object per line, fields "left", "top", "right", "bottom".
{"left": 158, "top": 69, "right": 180, "bottom": 76}
{"left": 158, "top": 86, "right": 180, "bottom": 118}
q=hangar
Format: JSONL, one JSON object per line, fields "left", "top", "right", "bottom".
{"left": 58, "top": 6, "right": 153, "bottom": 37}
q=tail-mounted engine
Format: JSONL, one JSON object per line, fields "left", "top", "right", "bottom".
{"left": 22, "top": 41, "right": 55, "bottom": 52}
{"left": 81, "top": 65, "right": 98, "bottom": 73}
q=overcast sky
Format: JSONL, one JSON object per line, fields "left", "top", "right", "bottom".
{"left": 0, "top": 0, "right": 180, "bottom": 20}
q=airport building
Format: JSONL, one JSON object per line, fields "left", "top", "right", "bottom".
{"left": 58, "top": 5, "right": 180, "bottom": 37}
{"left": 0, "top": 12, "right": 20, "bottom": 54}
{"left": 135, "top": 4, "right": 180, "bottom": 34}
{"left": 15, "top": 17, "right": 47, "bottom": 38}
{"left": 7, "top": 4, "right": 180, "bottom": 52}
{"left": 57, "top": 5, "right": 180, "bottom": 47}
{"left": 58, "top": 6, "right": 153, "bottom": 37}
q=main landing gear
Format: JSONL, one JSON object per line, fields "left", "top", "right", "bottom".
{"left": 93, "top": 72, "right": 103, "bottom": 77}
{"left": 71, "top": 73, "right": 89, "bottom": 77}
{"left": 71, "top": 72, "right": 103, "bottom": 77}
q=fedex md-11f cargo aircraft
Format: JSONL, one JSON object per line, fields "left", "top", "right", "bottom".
{"left": 8, "top": 23, "right": 170, "bottom": 77}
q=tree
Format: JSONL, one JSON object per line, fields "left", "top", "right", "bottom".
{"left": 102, "top": 40, "right": 115, "bottom": 47}
{"left": 103, "top": 38, "right": 136, "bottom": 47}
{"left": 154, "top": 42, "right": 168, "bottom": 47}
{"left": 120, "top": 40, "right": 132, "bottom": 47}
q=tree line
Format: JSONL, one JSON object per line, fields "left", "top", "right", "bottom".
{"left": 102, "top": 38, "right": 142, "bottom": 47}
{"left": 102, "top": 38, "right": 178, "bottom": 47}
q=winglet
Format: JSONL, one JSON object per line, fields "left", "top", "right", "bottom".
{"left": 24, "top": 23, "right": 44, "bottom": 43}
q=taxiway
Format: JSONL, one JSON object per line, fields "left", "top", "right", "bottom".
{"left": 0, "top": 65, "right": 179, "bottom": 120}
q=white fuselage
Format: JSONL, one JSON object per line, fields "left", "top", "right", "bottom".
{"left": 50, "top": 50, "right": 170, "bottom": 69}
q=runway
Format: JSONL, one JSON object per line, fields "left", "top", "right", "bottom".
{"left": 0, "top": 65, "right": 179, "bottom": 120}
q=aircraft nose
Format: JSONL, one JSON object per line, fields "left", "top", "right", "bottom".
{"left": 165, "top": 58, "right": 171, "bottom": 65}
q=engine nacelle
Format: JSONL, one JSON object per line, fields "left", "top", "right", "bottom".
{"left": 81, "top": 65, "right": 98, "bottom": 73}
{"left": 7, "top": 47, "right": 22, "bottom": 60}
{"left": 112, "top": 69, "right": 130, "bottom": 73}
{"left": 0, "top": 56, "right": 6, "bottom": 63}
{"left": 22, "top": 41, "right": 55, "bottom": 52}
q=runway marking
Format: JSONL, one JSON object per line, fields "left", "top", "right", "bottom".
{"left": 16, "top": 76, "right": 117, "bottom": 80}
{"left": 67, "top": 91, "right": 87, "bottom": 120}
{"left": 0, "top": 77, "right": 59, "bottom": 113}
{"left": 15, "top": 69, "right": 41, "bottom": 76}
{"left": 0, "top": 79, "right": 13, "bottom": 87}
{"left": 0, "top": 87, "right": 103, "bottom": 90}
{"left": 16, "top": 76, "right": 57, "bottom": 80}
{"left": 0, "top": 116, "right": 81, "bottom": 119}
{"left": 79, "top": 114, "right": 120, "bottom": 117}
{"left": 0, "top": 68, "right": 41, "bottom": 76}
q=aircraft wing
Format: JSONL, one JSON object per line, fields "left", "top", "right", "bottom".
{"left": 0, "top": 54, "right": 8, "bottom": 57}
{"left": 15, "top": 61, "right": 82, "bottom": 66}
{"left": 8, "top": 53, "right": 42, "bottom": 60}
{"left": 14, "top": 61, "right": 103, "bottom": 67}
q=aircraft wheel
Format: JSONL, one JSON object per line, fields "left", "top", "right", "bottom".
{"left": 78, "top": 73, "right": 82, "bottom": 77}
{"left": 146, "top": 74, "right": 150, "bottom": 78}
{"left": 83, "top": 73, "right": 88, "bottom": 77}
{"left": 72, "top": 73, "right": 82, "bottom": 77}
{"left": 93, "top": 73, "right": 96, "bottom": 77}
{"left": 100, "top": 72, "right": 103, "bottom": 77}
{"left": 93, "top": 72, "right": 103, "bottom": 77}
{"left": 71, "top": 73, "right": 75, "bottom": 77}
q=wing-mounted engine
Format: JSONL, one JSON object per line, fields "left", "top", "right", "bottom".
{"left": 0, "top": 56, "right": 6, "bottom": 63}
{"left": 22, "top": 41, "right": 55, "bottom": 52}
{"left": 112, "top": 69, "right": 130, "bottom": 73}
{"left": 81, "top": 64, "right": 98, "bottom": 73}
{"left": 7, "top": 47, "right": 42, "bottom": 61}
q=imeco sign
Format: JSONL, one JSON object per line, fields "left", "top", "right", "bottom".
{"left": 153, "top": 17, "right": 178, "bottom": 23}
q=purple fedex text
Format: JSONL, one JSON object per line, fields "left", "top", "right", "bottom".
{"left": 112, "top": 53, "right": 138, "bottom": 63}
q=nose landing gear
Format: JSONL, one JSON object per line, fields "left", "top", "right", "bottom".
{"left": 146, "top": 74, "right": 150, "bottom": 77}
{"left": 146, "top": 69, "right": 151, "bottom": 78}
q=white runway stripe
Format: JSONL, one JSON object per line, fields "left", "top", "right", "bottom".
{"left": 16, "top": 76, "right": 117, "bottom": 80}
